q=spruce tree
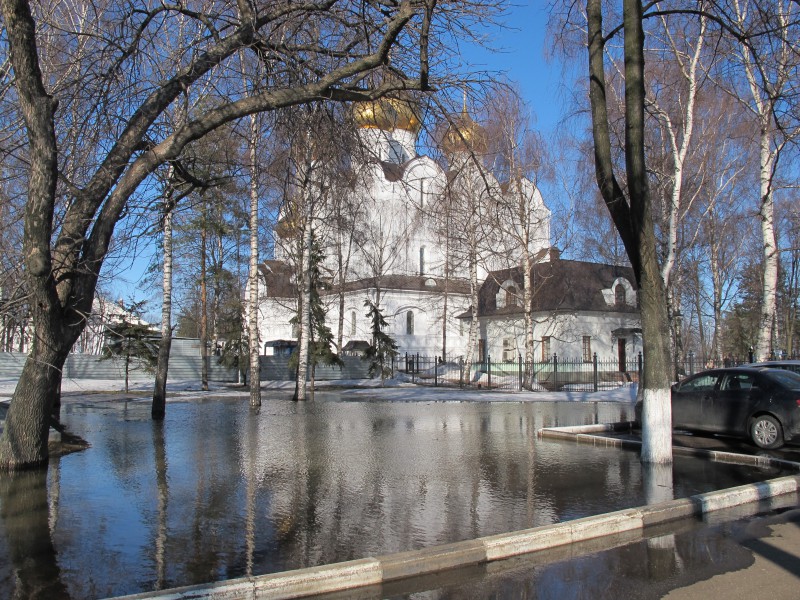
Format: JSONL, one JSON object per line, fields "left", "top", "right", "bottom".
{"left": 362, "top": 299, "right": 398, "bottom": 385}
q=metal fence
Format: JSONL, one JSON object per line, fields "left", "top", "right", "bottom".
{"left": 395, "top": 351, "right": 800, "bottom": 392}
{"left": 394, "top": 353, "right": 641, "bottom": 392}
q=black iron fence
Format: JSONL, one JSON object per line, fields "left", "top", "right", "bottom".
{"left": 394, "top": 353, "right": 641, "bottom": 392}
{"left": 393, "top": 351, "right": 800, "bottom": 392}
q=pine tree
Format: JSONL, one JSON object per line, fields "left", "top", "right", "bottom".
{"left": 101, "top": 302, "right": 158, "bottom": 393}
{"left": 291, "top": 232, "right": 342, "bottom": 399}
{"left": 362, "top": 299, "right": 398, "bottom": 385}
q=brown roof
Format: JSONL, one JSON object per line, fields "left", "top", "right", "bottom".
{"left": 333, "top": 274, "right": 471, "bottom": 295}
{"left": 258, "top": 262, "right": 471, "bottom": 298}
{"left": 477, "top": 258, "right": 639, "bottom": 317}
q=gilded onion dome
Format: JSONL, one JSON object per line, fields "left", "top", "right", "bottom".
{"left": 387, "top": 97, "right": 422, "bottom": 133}
{"left": 352, "top": 99, "right": 397, "bottom": 131}
{"left": 441, "top": 108, "right": 487, "bottom": 155}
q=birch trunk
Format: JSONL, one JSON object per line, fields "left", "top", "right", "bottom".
{"left": 294, "top": 208, "right": 313, "bottom": 401}
{"left": 200, "top": 202, "right": 209, "bottom": 391}
{"left": 152, "top": 203, "right": 174, "bottom": 419}
{"left": 247, "top": 113, "right": 261, "bottom": 407}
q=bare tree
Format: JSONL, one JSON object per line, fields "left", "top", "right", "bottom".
{"left": 482, "top": 90, "right": 552, "bottom": 388}
{"left": 0, "top": 0, "right": 495, "bottom": 469}
{"left": 587, "top": 0, "right": 673, "bottom": 463}
{"left": 725, "top": 0, "right": 800, "bottom": 360}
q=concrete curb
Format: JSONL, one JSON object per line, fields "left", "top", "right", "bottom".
{"left": 539, "top": 422, "right": 800, "bottom": 472}
{"left": 112, "top": 423, "right": 800, "bottom": 600}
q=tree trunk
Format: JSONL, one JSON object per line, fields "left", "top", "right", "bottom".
{"left": 755, "top": 123, "right": 778, "bottom": 361}
{"left": 0, "top": 341, "right": 68, "bottom": 469}
{"left": 294, "top": 210, "right": 313, "bottom": 402}
{"left": 247, "top": 113, "right": 261, "bottom": 407}
{"left": 200, "top": 201, "right": 209, "bottom": 391}
{"left": 588, "top": 0, "right": 672, "bottom": 464}
{"left": 152, "top": 203, "right": 174, "bottom": 419}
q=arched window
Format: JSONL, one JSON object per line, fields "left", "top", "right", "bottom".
{"left": 615, "top": 284, "right": 626, "bottom": 306}
{"left": 350, "top": 310, "right": 357, "bottom": 336}
{"left": 406, "top": 311, "right": 414, "bottom": 335}
{"left": 505, "top": 285, "right": 518, "bottom": 307}
{"left": 388, "top": 140, "right": 406, "bottom": 164}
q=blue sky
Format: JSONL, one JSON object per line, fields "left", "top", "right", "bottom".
{"left": 108, "top": 2, "right": 575, "bottom": 311}
{"left": 463, "top": 2, "right": 572, "bottom": 133}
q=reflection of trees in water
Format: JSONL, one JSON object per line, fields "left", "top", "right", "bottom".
{"left": 7, "top": 398, "right": 772, "bottom": 596}
{"left": 0, "top": 469, "right": 69, "bottom": 599}
{"left": 152, "top": 421, "right": 168, "bottom": 590}
{"left": 643, "top": 462, "right": 677, "bottom": 579}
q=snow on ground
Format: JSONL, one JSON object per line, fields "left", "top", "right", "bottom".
{"left": 0, "top": 376, "right": 638, "bottom": 403}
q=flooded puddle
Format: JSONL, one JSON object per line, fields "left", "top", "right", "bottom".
{"left": 0, "top": 395, "right": 788, "bottom": 598}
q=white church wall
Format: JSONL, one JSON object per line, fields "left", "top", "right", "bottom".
{"left": 479, "top": 311, "right": 641, "bottom": 364}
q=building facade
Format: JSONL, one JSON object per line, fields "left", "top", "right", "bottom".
{"left": 257, "top": 98, "right": 641, "bottom": 364}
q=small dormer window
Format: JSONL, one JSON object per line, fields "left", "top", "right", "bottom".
{"left": 506, "top": 286, "right": 518, "bottom": 307}
{"left": 615, "top": 284, "right": 626, "bottom": 306}
{"left": 496, "top": 280, "right": 520, "bottom": 309}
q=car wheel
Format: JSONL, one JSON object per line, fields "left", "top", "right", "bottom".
{"left": 750, "top": 415, "right": 784, "bottom": 449}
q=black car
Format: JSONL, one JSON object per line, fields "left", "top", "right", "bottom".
{"left": 635, "top": 367, "right": 800, "bottom": 449}
{"left": 742, "top": 360, "right": 800, "bottom": 376}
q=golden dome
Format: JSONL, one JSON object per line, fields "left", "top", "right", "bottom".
{"left": 387, "top": 97, "right": 422, "bottom": 133}
{"left": 441, "top": 108, "right": 487, "bottom": 155}
{"left": 352, "top": 99, "right": 397, "bottom": 131}
{"left": 275, "top": 214, "right": 300, "bottom": 240}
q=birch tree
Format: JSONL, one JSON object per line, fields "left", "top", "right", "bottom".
{"left": 726, "top": 0, "right": 800, "bottom": 360}
{"left": 0, "top": 0, "right": 494, "bottom": 469}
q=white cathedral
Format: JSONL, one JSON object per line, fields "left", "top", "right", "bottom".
{"left": 256, "top": 97, "right": 642, "bottom": 369}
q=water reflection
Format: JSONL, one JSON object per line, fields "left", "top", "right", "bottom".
{"left": 0, "top": 397, "right": 787, "bottom": 599}
{"left": 0, "top": 469, "right": 68, "bottom": 599}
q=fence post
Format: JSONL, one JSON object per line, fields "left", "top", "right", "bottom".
{"left": 593, "top": 352, "right": 598, "bottom": 392}
{"left": 416, "top": 353, "right": 420, "bottom": 375}
{"left": 518, "top": 354, "right": 523, "bottom": 391}
{"left": 638, "top": 351, "right": 643, "bottom": 382}
{"left": 487, "top": 354, "right": 492, "bottom": 389}
{"left": 460, "top": 356, "right": 464, "bottom": 388}
{"left": 553, "top": 354, "right": 558, "bottom": 391}
{"left": 435, "top": 356, "right": 438, "bottom": 387}
{"left": 688, "top": 351, "right": 694, "bottom": 376}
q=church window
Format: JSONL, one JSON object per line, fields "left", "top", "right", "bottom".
{"left": 506, "top": 286, "right": 518, "bottom": 307}
{"left": 502, "top": 338, "right": 515, "bottom": 362}
{"left": 615, "top": 284, "right": 626, "bottom": 306}
{"left": 582, "top": 336, "right": 592, "bottom": 363}
{"left": 419, "top": 246, "right": 426, "bottom": 275}
{"left": 406, "top": 311, "right": 415, "bottom": 335}
{"left": 388, "top": 140, "right": 406, "bottom": 164}
{"left": 541, "top": 336, "right": 551, "bottom": 361}
{"left": 496, "top": 280, "right": 519, "bottom": 309}
{"left": 350, "top": 310, "right": 357, "bottom": 336}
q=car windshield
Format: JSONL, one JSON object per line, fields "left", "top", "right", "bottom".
{"left": 763, "top": 369, "right": 800, "bottom": 390}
